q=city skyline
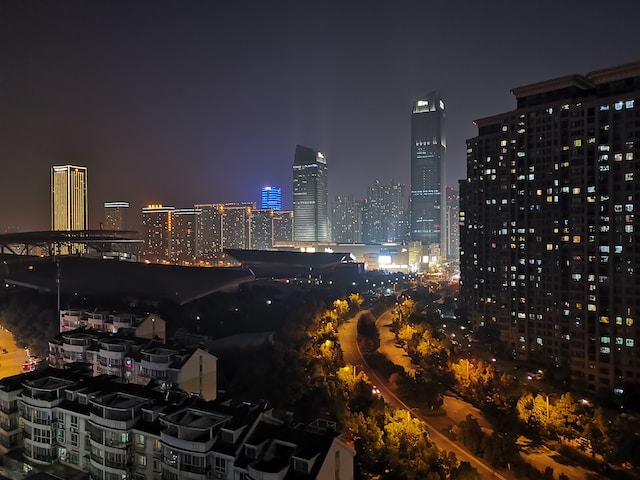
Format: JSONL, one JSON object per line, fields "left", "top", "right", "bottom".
{"left": 1, "top": 1, "right": 639, "bottom": 231}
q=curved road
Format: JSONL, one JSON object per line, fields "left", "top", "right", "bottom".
{"left": 338, "top": 310, "right": 507, "bottom": 480}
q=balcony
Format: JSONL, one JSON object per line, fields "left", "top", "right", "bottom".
{"left": 23, "top": 446, "right": 56, "bottom": 464}
{"left": 247, "top": 461, "right": 288, "bottom": 480}
{"left": 160, "top": 429, "right": 214, "bottom": 453}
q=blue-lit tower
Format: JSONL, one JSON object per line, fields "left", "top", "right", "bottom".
{"left": 261, "top": 186, "right": 281, "bottom": 210}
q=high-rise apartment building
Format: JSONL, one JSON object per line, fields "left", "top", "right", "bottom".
{"left": 331, "top": 195, "right": 363, "bottom": 244}
{"left": 272, "top": 210, "right": 294, "bottom": 245}
{"left": 251, "top": 209, "right": 274, "bottom": 250}
{"left": 443, "top": 187, "right": 460, "bottom": 260}
{"left": 261, "top": 186, "right": 282, "bottom": 210}
{"left": 173, "top": 208, "right": 200, "bottom": 264}
{"left": 363, "top": 181, "right": 407, "bottom": 243}
{"left": 221, "top": 203, "right": 254, "bottom": 250}
{"left": 103, "top": 201, "right": 129, "bottom": 230}
{"left": 410, "top": 93, "right": 446, "bottom": 252}
{"left": 141, "top": 205, "right": 174, "bottom": 263}
{"left": 51, "top": 165, "right": 88, "bottom": 231}
{"left": 195, "top": 203, "right": 224, "bottom": 261}
{"left": 460, "top": 62, "right": 640, "bottom": 396}
{"left": 293, "top": 145, "right": 329, "bottom": 242}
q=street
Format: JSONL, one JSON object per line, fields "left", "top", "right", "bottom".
{"left": 0, "top": 326, "right": 30, "bottom": 379}
{"left": 337, "top": 309, "right": 506, "bottom": 480}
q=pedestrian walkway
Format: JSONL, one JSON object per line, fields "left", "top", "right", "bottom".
{"left": 375, "top": 309, "right": 415, "bottom": 376}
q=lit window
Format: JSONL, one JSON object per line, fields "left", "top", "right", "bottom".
{"left": 600, "top": 104, "right": 610, "bottom": 111}
{"left": 626, "top": 152, "right": 634, "bottom": 161}
{"left": 625, "top": 173, "right": 634, "bottom": 181}
{"left": 600, "top": 346, "right": 611, "bottom": 354}
{"left": 625, "top": 100, "right": 634, "bottom": 108}
{"left": 626, "top": 339, "right": 635, "bottom": 347}
{"left": 616, "top": 337, "right": 624, "bottom": 345}
{"left": 615, "top": 101, "right": 624, "bottom": 110}
{"left": 626, "top": 318, "right": 634, "bottom": 326}
{"left": 601, "top": 336, "right": 610, "bottom": 344}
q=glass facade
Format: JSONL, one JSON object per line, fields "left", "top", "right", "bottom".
{"left": 410, "top": 93, "right": 446, "bottom": 249}
{"left": 293, "top": 145, "right": 329, "bottom": 242}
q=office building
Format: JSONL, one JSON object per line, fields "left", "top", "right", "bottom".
{"left": 410, "top": 93, "right": 446, "bottom": 252}
{"left": 51, "top": 165, "right": 88, "bottom": 231}
{"left": 103, "top": 201, "right": 129, "bottom": 230}
{"left": 173, "top": 207, "right": 200, "bottom": 264}
{"left": 293, "top": 145, "right": 329, "bottom": 242}
{"left": 261, "top": 186, "right": 282, "bottom": 210}
{"left": 331, "top": 195, "right": 362, "bottom": 244}
{"left": 141, "top": 205, "right": 174, "bottom": 263}
{"left": 363, "top": 181, "right": 407, "bottom": 243}
{"left": 460, "top": 62, "right": 640, "bottom": 395}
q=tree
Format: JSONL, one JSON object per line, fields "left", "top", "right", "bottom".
{"left": 382, "top": 409, "right": 441, "bottom": 480}
{"left": 348, "top": 293, "right": 364, "bottom": 311}
{"left": 357, "top": 312, "right": 380, "bottom": 352}
{"left": 342, "top": 411, "right": 384, "bottom": 476}
{"left": 450, "top": 461, "right": 482, "bottom": 480}
{"left": 457, "top": 415, "right": 484, "bottom": 456}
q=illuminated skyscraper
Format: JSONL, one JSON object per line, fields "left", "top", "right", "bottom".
{"left": 261, "top": 186, "right": 281, "bottom": 211}
{"left": 410, "top": 93, "right": 446, "bottom": 250}
{"left": 141, "top": 205, "right": 174, "bottom": 263}
{"left": 103, "top": 202, "right": 129, "bottom": 230}
{"left": 51, "top": 165, "right": 88, "bottom": 231}
{"left": 293, "top": 145, "right": 329, "bottom": 242}
{"left": 460, "top": 62, "right": 640, "bottom": 396}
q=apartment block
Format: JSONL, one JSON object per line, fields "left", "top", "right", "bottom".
{"left": 0, "top": 367, "right": 354, "bottom": 480}
{"left": 460, "top": 62, "right": 640, "bottom": 395}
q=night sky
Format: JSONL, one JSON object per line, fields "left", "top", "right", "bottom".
{"left": 1, "top": 1, "right": 640, "bottom": 231}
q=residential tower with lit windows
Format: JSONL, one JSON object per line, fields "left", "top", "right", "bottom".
{"left": 103, "top": 201, "right": 129, "bottom": 230}
{"left": 460, "top": 62, "right": 640, "bottom": 397}
{"left": 141, "top": 205, "right": 174, "bottom": 263}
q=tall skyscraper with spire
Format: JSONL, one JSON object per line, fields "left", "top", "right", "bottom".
{"left": 410, "top": 92, "right": 446, "bottom": 252}
{"left": 293, "top": 145, "right": 329, "bottom": 242}
{"left": 51, "top": 165, "right": 88, "bottom": 231}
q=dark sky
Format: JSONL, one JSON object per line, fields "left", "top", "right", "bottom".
{"left": 1, "top": 0, "right": 640, "bottom": 231}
